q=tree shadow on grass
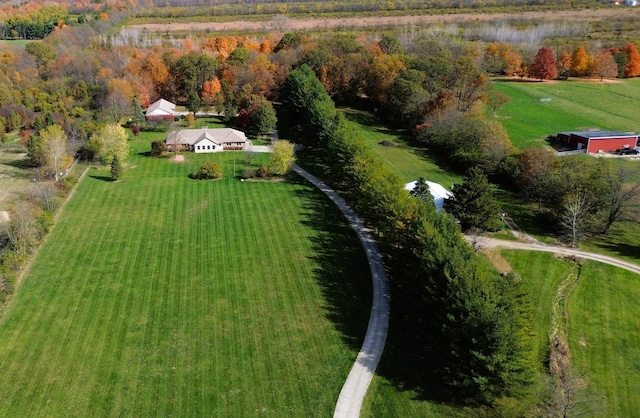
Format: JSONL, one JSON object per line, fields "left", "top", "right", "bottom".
{"left": 89, "top": 175, "right": 114, "bottom": 182}
{"left": 290, "top": 176, "right": 372, "bottom": 352}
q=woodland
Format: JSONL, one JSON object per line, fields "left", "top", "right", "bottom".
{"left": 1, "top": 0, "right": 640, "bottom": 415}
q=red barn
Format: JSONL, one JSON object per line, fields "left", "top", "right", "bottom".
{"left": 557, "top": 131, "right": 639, "bottom": 153}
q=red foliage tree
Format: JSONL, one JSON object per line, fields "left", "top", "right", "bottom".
{"left": 528, "top": 47, "right": 557, "bottom": 81}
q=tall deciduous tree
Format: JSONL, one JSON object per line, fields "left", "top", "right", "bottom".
{"left": 270, "top": 140, "right": 295, "bottom": 175}
{"left": 86, "top": 124, "right": 129, "bottom": 163}
{"left": 557, "top": 49, "right": 572, "bottom": 79}
{"left": 623, "top": 42, "right": 640, "bottom": 77}
{"left": 589, "top": 50, "right": 618, "bottom": 81}
{"left": 601, "top": 165, "right": 640, "bottom": 234}
{"left": 445, "top": 166, "right": 501, "bottom": 231}
{"left": 529, "top": 47, "right": 557, "bottom": 81}
{"left": 41, "top": 124, "right": 70, "bottom": 181}
{"left": 571, "top": 46, "right": 590, "bottom": 77}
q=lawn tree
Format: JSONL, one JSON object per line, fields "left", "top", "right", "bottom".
{"left": 27, "top": 134, "right": 46, "bottom": 167}
{"left": 529, "top": 46, "right": 557, "bottom": 81}
{"left": 571, "top": 46, "right": 590, "bottom": 77}
{"left": 270, "top": 140, "right": 295, "bottom": 175}
{"left": 624, "top": 42, "right": 640, "bottom": 77}
{"left": 410, "top": 177, "right": 432, "bottom": 202}
{"left": 485, "top": 89, "right": 510, "bottom": 117}
{"left": 445, "top": 166, "right": 501, "bottom": 231}
{"left": 41, "top": 124, "right": 71, "bottom": 181}
{"left": 192, "top": 162, "right": 222, "bottom": 179}
{"left": 110, "top": 155, "right": 122, "bottom": 181}
{"left": 589, "top": 51, "right": 618, "bottom": 81}
{"left": 559, "top": 191, "right": 591, "bottom": 247}
{"left": 86, "top": 124, "right": 129, "bottom": 164}
{"left": 557, "top": 49, "right": 572, "bottom": 79}
{"left": 601, "top": 165, "right": 640, "bottom": 234}
{"left": 132, "top": 97, "right": 146, "bottom": 124}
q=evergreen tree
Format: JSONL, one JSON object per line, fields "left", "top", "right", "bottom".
{"left": 132, "top": 97, "right": 146, "bottom": 124}
{"left": 110, "top": 155, "right": 122, "bottom": 180}
{"left": 445, "top": 167, "right": 501, "bottom": 231}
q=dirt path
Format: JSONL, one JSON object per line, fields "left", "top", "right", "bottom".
{"left": 290, "top": 164, "right": 389, "bottom": 418}
{"left": 126, "top": 8, "right": 640, "bottom": 33}
{"left": 471, "top": 236, "right": 640, "bottom": 275}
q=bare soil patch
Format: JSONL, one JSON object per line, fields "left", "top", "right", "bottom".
{"left": 480, "top": 248, "right": 513, "bottom": 274}
{"left": 127, "top": 8, "right": 640, "bottom": 33}
{"left": 173, "top": 155, "right": 185, "bottom": 162}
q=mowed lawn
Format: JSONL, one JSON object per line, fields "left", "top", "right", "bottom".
{"left": 492, "top": 78, "right": 640, "bottom": 149}
{"left": 339, "top": 108, "right": 461, "bottom": 187}
{"left": 0, "top": 136, "right": 372, "bottom": 416}
{"left": 568, "top": 262, "right": 640, "bottom": 416}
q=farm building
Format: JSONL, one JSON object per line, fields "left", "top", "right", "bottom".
{"left": 557, "top": 131, "right": 639, "bottom": 153}
{"left": 146, "top": 99, "right": 176, "bottom": 121}
{"left": 166, "top": 127, "right": 248, "bottom": 153}
{"left": 404, "top": 180, "right": 453, "bottom": 212}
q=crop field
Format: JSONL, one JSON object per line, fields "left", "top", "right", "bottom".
{"left": 340, "top": 108, "right": 461, "bottom": 187}
{"left": 0, "top": 133, "right": 372, "bottom": 416}
{"left": 492, "top": 78, "right": 640, "bottom": 149}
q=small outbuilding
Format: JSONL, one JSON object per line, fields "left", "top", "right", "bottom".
{"left": 146, "top": 99, "right": 176, "bottom": 121}
{"left": 166, "top": 127, "right": 248, "bottom": 153}
{"left": 557, "top": 130, "right": 639, "bottom": 153}
{"left": 404, "top": 180, "right": 453, "bottom": 212}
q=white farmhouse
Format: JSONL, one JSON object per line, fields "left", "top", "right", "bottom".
{"left": 166, "top": 127, "right": 249, "bottom": 153}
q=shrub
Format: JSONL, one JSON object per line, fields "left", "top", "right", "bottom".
{"left": 150, "top": 140, "right": 167, "bottom": 157}
{"left": 56, "top": 176, "right": 78, "bottom": 195}
{"left": 243, "top": 167, "right": 257, "bottom": 179}
{"left": 257, "top": 165, "right": 270, "bottom": 178}
{"left": 191, "top": 162, "right": 222, "bottom": 180}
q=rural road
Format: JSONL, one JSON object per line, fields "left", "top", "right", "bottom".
{"left": 291, "top": 164, "right": 390, "bottom": 418}
{"left": 470, "top": 236, "right": 640, "bottom": 275}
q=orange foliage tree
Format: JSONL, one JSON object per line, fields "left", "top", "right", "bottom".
{"left": 623, "top": 42, "right": 640, "bottom": 77}
{"left": 570, "top": 46, "right": 590, "bottom": 77}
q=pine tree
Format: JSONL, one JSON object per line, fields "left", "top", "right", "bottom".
{"left": 110, "top": 155, "right": 121, "bottom": 181}
{"left": 445, "top": 166, "right": 501, "bottom": 231}
{"left": 132, "top": 97, "right": 146, "bottom": 124}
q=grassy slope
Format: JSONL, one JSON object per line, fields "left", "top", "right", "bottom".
{"left": 492, "top": 78, "right": 640, "bottom": 149}
{"left": 0, "top": 132, "right": 372, "bottom": 416}
{"left": 0, "top": 143, "right": 31, "bottom": 211}
{"left": 339, "top": 108, "right": 462, "bottom": 187}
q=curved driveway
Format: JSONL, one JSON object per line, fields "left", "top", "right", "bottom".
{"left": 291, "top": 164, "right": 390, "bottom": 418}
{"left": 471, "top": 236, "right": 640, "bottom": 275}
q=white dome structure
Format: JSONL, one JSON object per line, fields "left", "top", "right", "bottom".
{"left": 404, "top": 180, "right": 453, "bottom": 212}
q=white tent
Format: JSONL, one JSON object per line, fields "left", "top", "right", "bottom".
{"left": 404, "top": 180, "right": 453, "bottom": 212}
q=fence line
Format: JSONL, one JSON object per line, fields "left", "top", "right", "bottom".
{"left": 59, "top": 156, "right": 81, "bottom": 180}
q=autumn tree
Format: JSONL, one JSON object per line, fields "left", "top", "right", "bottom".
{"left": 589, "top": 50, "right": 618, "bottom": 81}
{"left": 270, "top": 140, "right": 295, "bottom": 175}
{"left": 366, "top": 54, "right": 406, "bottom": 105}
{"left": 41, "top": 124, "right": 71, "bottom": 181}
{"left": 557, "top": 49, "right": 572, "bottom": 79}
{"left": 623, "top": 42, "right": 640, "bottom": 77}
{"left": 485, "top": 89, "right": 510, "bottom": 117}
{"left": 529, "top": 47, "right": 557, "bottom": 81}
{"left": 570, "top": 46, "right": 590, "bottom": 77}
{"left": 449, "top": 56, "right": 487, "bottom": 111}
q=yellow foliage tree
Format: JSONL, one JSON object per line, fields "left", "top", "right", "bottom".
{"left": 570, "top": 46, "right": 590, "bottom": 77}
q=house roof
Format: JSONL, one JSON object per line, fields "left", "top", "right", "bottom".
{"left": 146, "top": 99, "right": 176, "bottom": 116}
{"left": 404, "top": 180, "right": 453, "bottom": 212}
{"left": 559, "top": 130, "right": 638, "bottom": 140}
{"left": 167, "top": 128, "right": 247, "bottom": 146}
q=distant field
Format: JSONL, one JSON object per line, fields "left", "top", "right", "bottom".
{"left": 340, "top": 108, "right": 461, "bottom": 187}
{"left": 0, "top": 132, "right": 372, "bottom": 416}
{"left": 492, "top": 78, "right": 640, "bottom": 149}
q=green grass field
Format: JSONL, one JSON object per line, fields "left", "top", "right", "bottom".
{"left": 568, "top": 262, "right": 640, "bottom": 416}
{"left": 339, "top": 108, "right": 461, "bottom": 187}
{"left": 492, "top": 78, "right": 640, "bottom": 149}
{"left": 0, "top": 133, "right": 372, "bottom": 416}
